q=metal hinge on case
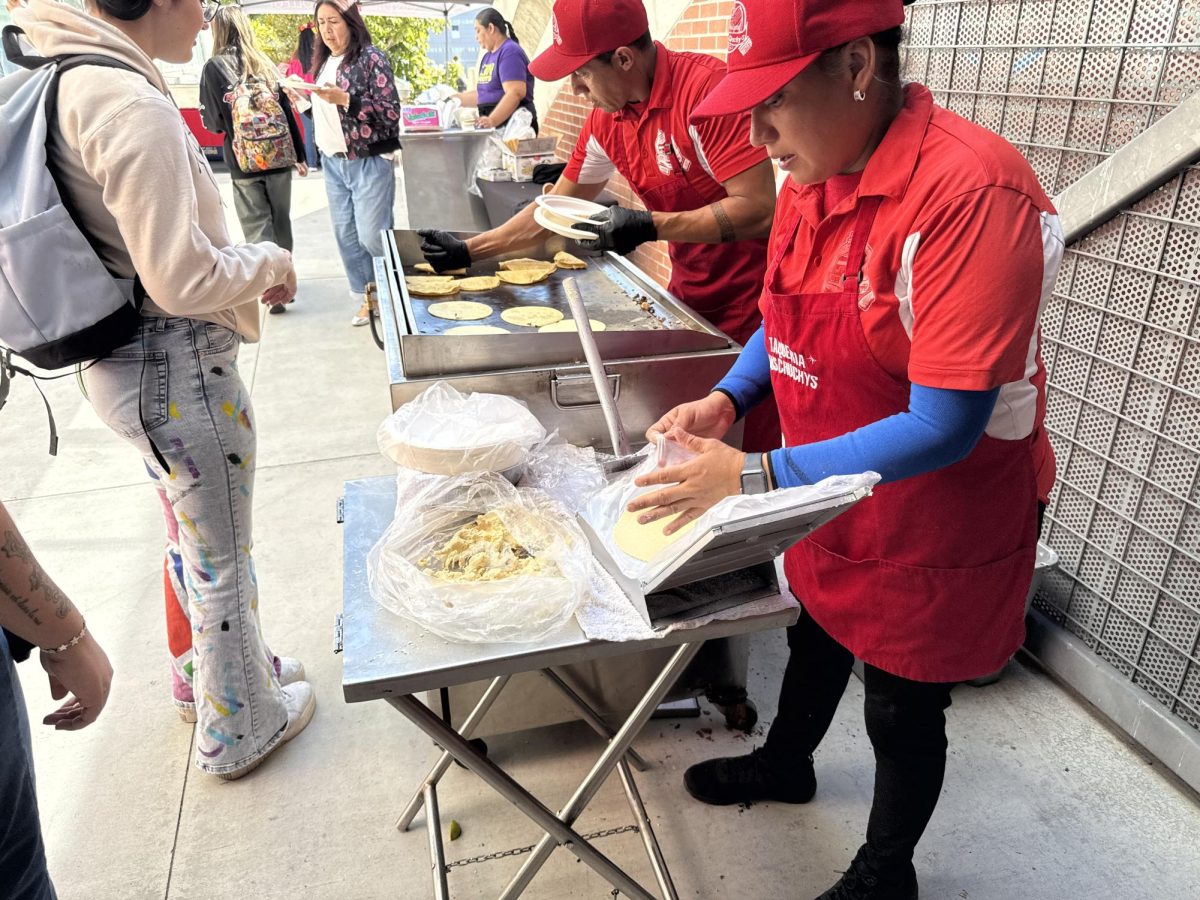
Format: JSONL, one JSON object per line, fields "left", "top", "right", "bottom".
{"left": 336, "top": 496, "right": 345, "bottom": 523}
{"left": 333, "top": 613, "right": 344, "bottom": 654}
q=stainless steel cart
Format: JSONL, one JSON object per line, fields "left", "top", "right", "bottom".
{"left": 341, "top": 475, "right": 878, "bottom": 899}
{"left": 369, "top": 231, "right": 766, "bottom": 736}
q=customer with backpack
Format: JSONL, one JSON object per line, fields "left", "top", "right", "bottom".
{"left": 12, "top": 0, "right": 315, "bottom": 781}
{"left": 309, "top": 0, "right": 401, "bottom": 327}
{"left": 201, "top": 5, "right": 306, "bottom": 316}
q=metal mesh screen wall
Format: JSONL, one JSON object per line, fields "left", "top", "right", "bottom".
{"left": 901, "top": 0, "right": 1200, "bottom": 729}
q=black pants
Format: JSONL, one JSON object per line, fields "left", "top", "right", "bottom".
{"left": 763, "top": 503, "right": 1047, "bottom": 874}
{"left": 762, "top": 608, "right": 954, "bottom": 874}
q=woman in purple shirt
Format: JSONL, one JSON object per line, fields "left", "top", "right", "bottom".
{"left": 453, "top": 8, "right": 538, "bottom": 133}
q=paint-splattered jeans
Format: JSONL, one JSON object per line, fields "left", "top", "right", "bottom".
{"left": 83, "top": 316, "right": 286, "bottom": 775}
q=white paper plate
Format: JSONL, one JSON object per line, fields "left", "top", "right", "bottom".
{"left": 534, "top": 193, "right": 609, "bottom": 223}
{"left": 534, "top": 206, "right": 598, "bottom": 241}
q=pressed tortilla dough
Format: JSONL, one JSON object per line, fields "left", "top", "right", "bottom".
{"left": 501, "top": 306, "right": 565, "bottom": 328}
{"left": 428, "top": 300, "right": 493, "bottom": 321}
{"left": 538, "top": 318, "right": 607, "bottom": 333}
{"left": 407, "top": 276, "right": 460, "bottom": 297}
{"left": 613, "top": 506, "right": 697, "bottom": 562}
{"left": 445, "top": 324, "right": 510, "bottom": 335}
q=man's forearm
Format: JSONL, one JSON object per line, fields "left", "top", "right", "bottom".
{"left": 0, "top": 503, "right": 84, "bottom": 649}
{"left": 651, "top": 195, "right": 772, "bottom": 244}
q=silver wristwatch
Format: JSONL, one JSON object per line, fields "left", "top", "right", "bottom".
{"left": 740, "top": 454, "right": 769, "bottom": 495}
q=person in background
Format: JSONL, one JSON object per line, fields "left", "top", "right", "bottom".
{"left": 14, "top": 0, "right": 315, "bottom": 782}
{"left": 309, "top": 0, "right": 400, "bottom": 327}
{"left": 452, "top": 7, "right": 536, "bottom": 132}
{"left": 201, "top": 5, "right": 306, "bottom": 316}
{"left": 633, "top": 1, "right": 1062, "bottom": 896}
{"left": 422, "top": 0, "right": 781, "bottom": 456}
{"left": 0, "top": 501, "right": 113, "bottom": 899}
{"left": 285, "top": 21, "right": 320, "bottom": 170}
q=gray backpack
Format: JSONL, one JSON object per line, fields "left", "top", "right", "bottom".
{"left": 0, "top": 26, "right": 145, "bottom": 372}
{"left": 0, "top": 26, "right": 147, "bottom": 454}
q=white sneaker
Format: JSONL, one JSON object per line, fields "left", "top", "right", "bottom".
{"left": 351, "top": 299, "right": 371, "bottom": 326}
{"left": 177, "top": 656, "right": 304, "bottom": 723}
{"left": 216, "top": 682, "right": 316, "bottom": 781}
{"left": 276, "top": 656, "right": 306, "bottom": 685}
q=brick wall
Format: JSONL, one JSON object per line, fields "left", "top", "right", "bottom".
{"left": 539, "top": 0, "right": 735, "bottom": 288}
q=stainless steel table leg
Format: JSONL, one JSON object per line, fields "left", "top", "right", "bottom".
{"left": 397, "top": 675, "right": 511, "bottom": 831}
{"left": 539, "top": 669, "right": 650, "bottom": 772}
{"left": 498, "top": 641, "right": 703, "bottom": 900}
{"left": 424, "top": 783, "right": 450, "bottom": 900}
{"left": 617, "top": 760, "right": 679, "bottom": 900}
{"left": 387, "top": 694, "right": 658, "bottom": 900}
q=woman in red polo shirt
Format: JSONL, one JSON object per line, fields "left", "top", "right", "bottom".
{"left": 629, "top": 1, "right": 1063, "bottom": 897}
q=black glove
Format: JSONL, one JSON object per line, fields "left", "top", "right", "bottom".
{"left": 418, "top": 229, "right": 472, "bottom": 272}
{"left": 577, "top": 207, "right": 657, "bottom": 256}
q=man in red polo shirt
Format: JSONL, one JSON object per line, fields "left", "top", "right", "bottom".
{"left": 419, "top": 0, "right": 780, "bottom": 454}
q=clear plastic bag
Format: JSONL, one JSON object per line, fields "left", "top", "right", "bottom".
{"left": 377, "top": 382, "right": 546, "bottom": 475}
{"left": 367, "top": 472, "right": 591, "bottom": 643}
{"left": 501, "top": 107, "right": 535, "bottom": 142}
{"left": 522, "top": 432, "right": 606, "bottom": 513}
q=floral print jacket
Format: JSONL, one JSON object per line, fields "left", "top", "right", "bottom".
{"left": 330, "top": 45, "right": 401, "bottom": 160}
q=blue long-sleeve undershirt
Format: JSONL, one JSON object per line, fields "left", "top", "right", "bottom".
{"left": 713, "top": 324, "right": 1001, "bottom": 488}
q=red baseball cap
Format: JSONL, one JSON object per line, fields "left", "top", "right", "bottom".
{"left": 693, "top": 0, "right": 906, "bottom": 118}
{"left": 528, "top": 0, "right": 651, "bottom": 82}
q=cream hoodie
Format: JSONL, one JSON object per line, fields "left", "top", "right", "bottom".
{"left": 13, "top": 0, "right": 290, "bottom": 341}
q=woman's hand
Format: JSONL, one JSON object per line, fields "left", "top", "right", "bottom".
{"left": 312, "top": 84, "right": 350, "bottom": 107}
{"left": 477, "top": 115, "right": 495, "bottom": 129}
{"left": 295, "top": 161, "right": 309, "bottom": 177}
{"left": 262, "top": 254, "right": 297, "bottom": 307}
{"left": 646, "top": 392, "right": 737, "bottom": 443}
{"left": 626, "top": 429, "right": 746, "bottom": 535}
{"left": 40, "top": 630, "right": 113, "bottom": 731}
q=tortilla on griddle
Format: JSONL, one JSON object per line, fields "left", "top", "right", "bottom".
{"left": 501, "top": 306, "right": 565, "bottom": 328}
{"left": 454, "top": 275, "right": 502, "bottom": 291}
{"left": 427, "top": 300, "right": 493, "bottom": 321}
{"left": 497, "top": 268, "right": 553, "bottom": 286}
{"left": 499, "top": 258, "right": 557, "bottom": 272}
{"left": 553, "top": 251, "right": 588, "bottom": 270}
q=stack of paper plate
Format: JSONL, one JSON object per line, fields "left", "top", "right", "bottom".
{"left": 532, "top": 194, "right": 608, "bottom": 241}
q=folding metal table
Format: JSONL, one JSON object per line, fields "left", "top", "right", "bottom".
{"left": 339, "top": 476, "right": 802, "bottom": 900}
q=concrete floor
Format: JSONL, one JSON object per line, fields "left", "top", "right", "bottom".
{"left": 5, "top": 166, "right": 1199, "bottom": 900}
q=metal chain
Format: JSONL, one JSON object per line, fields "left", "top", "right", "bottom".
{"left": 444, "top": 825, "right": 639, "bottom": 869}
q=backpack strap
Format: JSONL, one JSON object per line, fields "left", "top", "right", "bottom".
{"left": 45, "top": 52, "right": 148, "bottom": 309}
{"left": 1, "top": 24, "right": 46, "bottom": 70}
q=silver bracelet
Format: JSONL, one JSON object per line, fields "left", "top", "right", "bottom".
{"left": 43, "top": 621, "right": 87, "bottom": 655}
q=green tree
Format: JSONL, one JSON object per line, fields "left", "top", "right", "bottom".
{"left": 248, "top": 14, "right": 447, "bottom": 93}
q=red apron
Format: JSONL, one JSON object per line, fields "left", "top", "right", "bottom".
{"left": 761, "top": 197, "right": 1039, "bottom": 682}
{"left": 613, "top": 138, "right": 781, "bottom": 454}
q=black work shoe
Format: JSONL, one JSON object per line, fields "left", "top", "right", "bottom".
{"left": 816, "top": 846, "right": 918, "bottom": 900}
{"left": 683, "top": 747, "right": 816, "bottom": 806}
{"left": 268, "top": 302, "right": 287, "bottom": 314}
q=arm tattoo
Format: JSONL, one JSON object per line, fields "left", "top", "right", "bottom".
{"left": 0, "top": 571, "right": 43, "bottom": 626}
{"left": 709, "top": 201, "right": 736, "bottom": 243}
{"left": 2, "top": 528, "right": 71, "bottom": 620}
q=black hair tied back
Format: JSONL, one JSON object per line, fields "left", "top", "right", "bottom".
{"left": 96, "top": 0, "right": 154, "bottom": 20}
{"left": 476, "top": 7, "right": 519, "bottom": 45}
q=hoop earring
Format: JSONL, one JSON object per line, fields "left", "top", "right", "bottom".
{"left": 853, "top": 89, "right": 866, "bottom": 102}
